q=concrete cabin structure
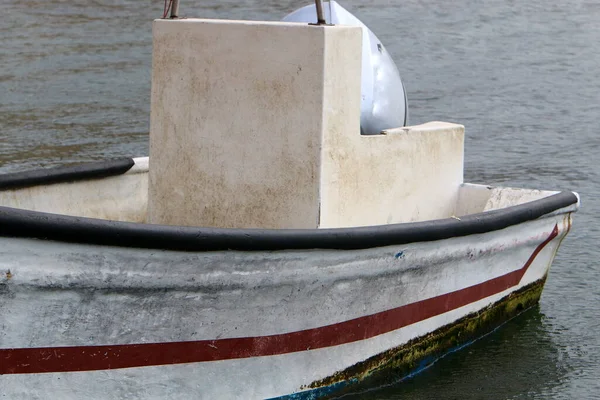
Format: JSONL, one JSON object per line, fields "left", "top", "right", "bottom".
{"left": 147, "top": 19, "right": 464, "bottom": 230}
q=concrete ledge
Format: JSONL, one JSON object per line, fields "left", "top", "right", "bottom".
{"left": 319, "top": 121, "right": 465, "bottom": 228}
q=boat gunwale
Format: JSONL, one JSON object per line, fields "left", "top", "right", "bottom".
{"left": 0, "top": 163, "right": 578, "bottom": 250}
{"left": 0, "top": 158, "right": 135, "bottom": 190}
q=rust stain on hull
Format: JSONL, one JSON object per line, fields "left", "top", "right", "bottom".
{"left": 305, "top": 277, "right": 547, "bottom": 398}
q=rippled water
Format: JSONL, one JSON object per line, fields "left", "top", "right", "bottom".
{"left": 1, "top": 0, "right": 599, "bottom": 398}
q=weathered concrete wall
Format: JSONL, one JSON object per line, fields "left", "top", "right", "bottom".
{"left": 148, "top": 19, "right": 465, "bottom": 230}
{"left": 148, "top": 19, "right": 362, "bottom": 229}
{"left": 319, "top": 122, "right": 465, "bottom": 228}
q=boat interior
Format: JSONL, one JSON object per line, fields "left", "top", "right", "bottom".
{"left": 0, "top": 155, "right": 560, "bottom": 227}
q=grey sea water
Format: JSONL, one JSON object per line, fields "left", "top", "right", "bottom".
{"left": 1, "top": 0, "right": 598, "bottom": 398}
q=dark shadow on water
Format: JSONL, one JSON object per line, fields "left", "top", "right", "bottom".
{"left": 341, "top": 306, "right": 569, "bottom": 400}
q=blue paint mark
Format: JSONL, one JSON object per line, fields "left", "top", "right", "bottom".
{"left": 394, "top": 251, "right": 404, "bottom": 259}
{"left": 265, "top": 332, "right": 494, "bottom": 400}
{"left": 266, "top": 379, "right": 357, "bottom": 400}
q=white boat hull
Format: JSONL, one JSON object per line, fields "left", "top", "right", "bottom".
{"left": 0, "top": 205, "right": 575, "bottom": 399}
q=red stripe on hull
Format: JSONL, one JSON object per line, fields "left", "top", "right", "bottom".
{"left": 0, "top": 225, "right": 559, "bottom": 374}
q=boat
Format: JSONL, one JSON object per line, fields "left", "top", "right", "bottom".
{"left": 0, "top": 1, "right": 579, "bottom": 399}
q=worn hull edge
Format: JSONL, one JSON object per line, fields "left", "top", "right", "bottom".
{"left": 272, "top": 276, "right": 547, "bottom": 400}
{"left": 0, "top": 191, "right": 578, "bottom": 251}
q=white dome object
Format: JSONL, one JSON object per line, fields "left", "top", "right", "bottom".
{"left": 282, "top": 1, "right": 408, "bottom": 135}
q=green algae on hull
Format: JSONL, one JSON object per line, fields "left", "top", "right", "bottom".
{"left": 305, "top": 277, "right": 547, "bottom": 398}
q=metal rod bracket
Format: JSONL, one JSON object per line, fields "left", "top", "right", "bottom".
{"left": 170, "top": 0, "right": 180, "bottom": 19}
{"left": 308, "top": 0, "right": 333, "bottom": 26}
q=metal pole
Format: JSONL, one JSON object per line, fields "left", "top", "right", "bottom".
{"left": 314, "top": 0, "right": 326, "bottom": 25}
{"left": 170, "top": 0, "right": 180, "bottom": 18}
